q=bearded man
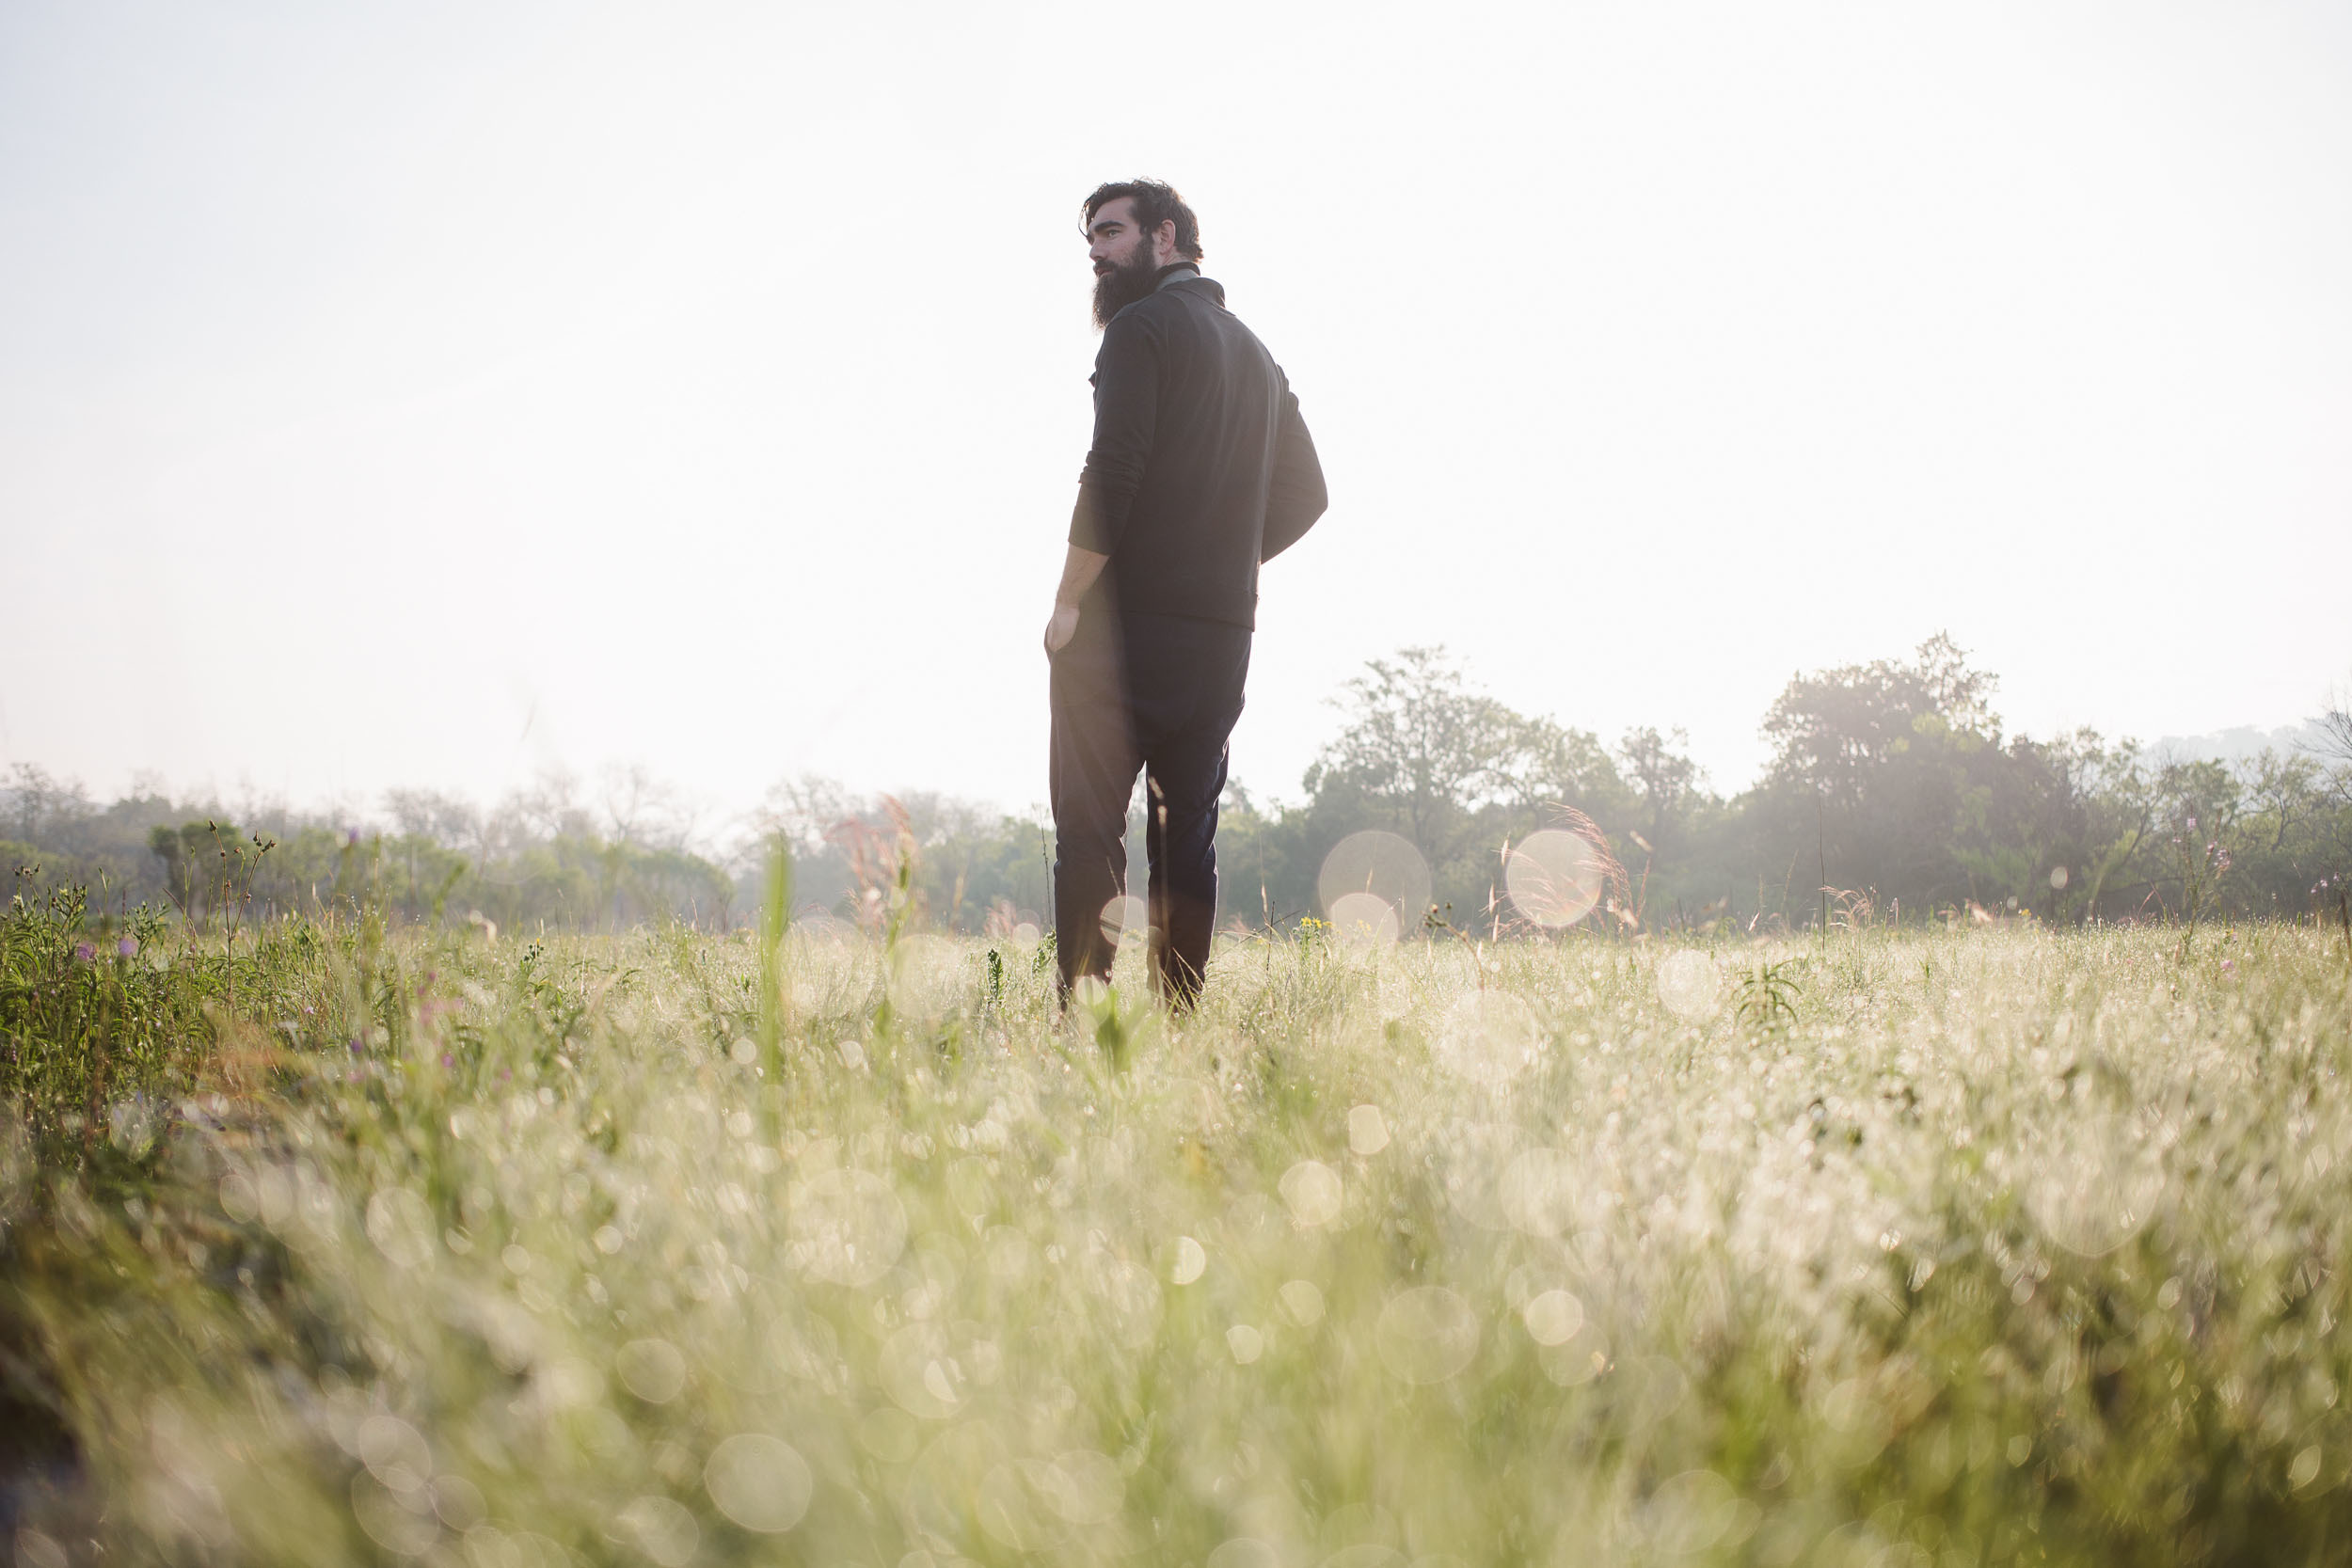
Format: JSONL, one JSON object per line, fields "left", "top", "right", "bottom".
{"left": 1043, "top": 178, "right": 1327, "bottom": 1008}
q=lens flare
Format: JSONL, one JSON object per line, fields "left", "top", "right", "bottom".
{"left": 1503, "top": 831, "right": 1606, "bottom": 928}
{"left": 1327, "top": 891, "right": 1401, "bottom": 948}
{"left": 1099, "top": 894, "right": 1148, "bottom": 949}
{"left": 1318, "top": 831, "right": 1431, "bottom": 938}
{"left": 1655, "top": 951, "right": 1723, "bottom": 1022}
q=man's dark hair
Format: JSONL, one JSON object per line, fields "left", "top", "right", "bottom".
{"left": 1081, "top": 179, "right": 1202, "bottom": 261}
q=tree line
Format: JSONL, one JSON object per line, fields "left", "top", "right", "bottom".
{"left": 8, "top": 636, "right": 2348, "bottom": 936}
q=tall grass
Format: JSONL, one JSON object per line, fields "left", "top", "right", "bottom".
{"left": 5, "top": 909, "right": 2352, "bottom": 1566}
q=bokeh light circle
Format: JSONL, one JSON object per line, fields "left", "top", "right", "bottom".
{"left": 1503, "top": 831, "right": 1606, "bottom": 928}
{"left": 704, "top": 1433, "right": 813, "bottom": 1533}
{"left": 1655, "top": 951, "right": 1724, "bottom": 1022}
{"left": 1279, "top": 1160, "right": 1343, "bottom": 1227}
{"left": 885, "top": 934, "right": 963, "bottom": 1020}
{"left": 1318, "top": 832, "right": 1431, "bottom": 938}
{"left": 1327, "top": 891, "right": 1402, "bottom": 948}
{"left": 1099, "top": 894, "right": 1148, "bottom": 950}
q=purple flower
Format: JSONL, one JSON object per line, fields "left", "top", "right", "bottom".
{"left": 350, "top": 1040, "right": 365, "bottom": 1056}
{"left": 346, "top": 829, "right": 361, "bottom": 847}
{"left": 441, "top": 1053, "right": 454, "bottom": 1069}
{"left": 118, "top": 936, "right": 139, "bottom": 958}
{"left": 73, "top": 942, "right": 96, "bottom": 962}
{"left": 2221, "top": 958, "right": 2236, "bottom": 973}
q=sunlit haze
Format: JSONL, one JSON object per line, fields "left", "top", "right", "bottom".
{"left": 6, "top": 2, "right": 2347, "bottom": 826}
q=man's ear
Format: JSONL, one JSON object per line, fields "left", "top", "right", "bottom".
{"left": 1154, "top": 220, "right": 1179, "bottom": 265}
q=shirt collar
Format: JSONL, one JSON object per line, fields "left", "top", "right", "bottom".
{"left": 1152, "top": 262, "right": 1202, "bottom": 292}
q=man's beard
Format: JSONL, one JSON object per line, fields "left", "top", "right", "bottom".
{"left": 1092, "top": 249, "right": 1162, "bottom": 328}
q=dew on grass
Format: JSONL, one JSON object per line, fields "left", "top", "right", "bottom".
{"left": 1375, "top": 1287, "right": 1479, "bottom": 1384}
{"left": 1437, "top": 992, "right": 1543, "bottom": 1086}
{"left": 2027, "top": 1113, "right": 2166, "bottom": 1256}
{"left": 1318, "top": 832, "right": 1431, "bottom": 935}
{"left": 704, "top": 1433, "right": 813, "bottom": 1532}
{"left": 1499, "top": 1146, "right": 1581, "bottom": 1237}
{"left": 1170, "top": 1235, "right": 1208, "bottom": 1284}
{"left": 1348, "top": 1103, "right": 1390, "bottom": 1155}
{"left": 1228, "top": 1323, "right": 1264, "bottom": 1363}
{"left": 1503, "top": 831, "right": 1606, "bottom": 928}
{"left": 787, "top": 1167, "right": 907, "bottom": 1285}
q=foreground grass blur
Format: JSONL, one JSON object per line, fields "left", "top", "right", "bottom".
{"left": 5, "top": 909, "right": 2352, "bottom": 1566}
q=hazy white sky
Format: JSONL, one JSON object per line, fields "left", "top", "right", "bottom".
{"left": 5, "top": 1, "right": 2347, "bottom": 827}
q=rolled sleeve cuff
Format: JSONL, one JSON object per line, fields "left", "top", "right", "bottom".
{"left": 1069, "top": 483, "right": 1126, "bottom": 554}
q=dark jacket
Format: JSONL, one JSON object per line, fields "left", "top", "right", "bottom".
{"left": 1068, "top": 270, "right": 1327, "bottom": 629}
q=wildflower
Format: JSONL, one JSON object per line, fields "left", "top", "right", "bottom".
{"left": 441, "top": 1053, "right": 454, "bottom": 1069}
{"left": 117, "top": 935, "right": 138, "bottom": 958}
{"left": 73, "top": 942, "right": 96, "bottom": 962}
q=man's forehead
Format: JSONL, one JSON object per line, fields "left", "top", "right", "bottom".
{"left": 1089, "top": 198, "right": 1136, "bottom": 233}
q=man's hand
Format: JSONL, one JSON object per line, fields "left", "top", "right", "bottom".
{"left": 1042, "top": 545, "right": 1107, "bottom": 657}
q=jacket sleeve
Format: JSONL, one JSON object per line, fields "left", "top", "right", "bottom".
{"left": 1258, "top": 374, "right": 1327, "bottom": 562}
{"left": 1068, "top": 313, "right": 1161, "bottom": 555}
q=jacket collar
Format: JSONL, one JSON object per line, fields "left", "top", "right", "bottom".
{"left": 1152, "top": 263, "right": 1224, "bottom": 306}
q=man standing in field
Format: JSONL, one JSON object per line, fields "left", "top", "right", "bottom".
{"left": 1044, "top": 179, "right": 1327, "bottom": 1009}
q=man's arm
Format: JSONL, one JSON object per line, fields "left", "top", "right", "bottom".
{"left": 1259, "top": 379, "right": 1327, "bottom": 562}
{"left": 1068, "top": 314, "right": 1160, "bottom": 556}
{"left": 1050, "top": 312, "right": 1157, "bottom": 654}
{"left": 1042, "top": 544, "right": 1108, "bottom": 655}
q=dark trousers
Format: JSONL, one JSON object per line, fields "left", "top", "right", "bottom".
{"left": 1050, "top": 608, "right": 1251, "bottom": 1007}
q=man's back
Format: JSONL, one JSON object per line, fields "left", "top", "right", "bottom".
{"left": 1069, "top": 272, "right": 1326, "bottom": 628}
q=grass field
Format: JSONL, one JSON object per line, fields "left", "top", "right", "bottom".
{"left": 6, "top": 911, "right": 2352, "bottom": 1567}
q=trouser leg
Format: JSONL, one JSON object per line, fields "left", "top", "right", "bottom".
{"left": 1131, "top": 617, "right": 1250, "bottom": 1010}
{"left": 1048, "top": 624, "right": 1138, "bottom": 996}
{"left": 1144, "top": 751, "right": 1227, "bottom": 1008}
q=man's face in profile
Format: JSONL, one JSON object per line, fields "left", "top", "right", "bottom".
{"left": 1089, "top": 197, "right": 1163, "bottom": 327}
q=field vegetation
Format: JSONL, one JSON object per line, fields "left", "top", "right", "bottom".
{"left": 5, "top": 873, "right": 2352, "bottom": 1565}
